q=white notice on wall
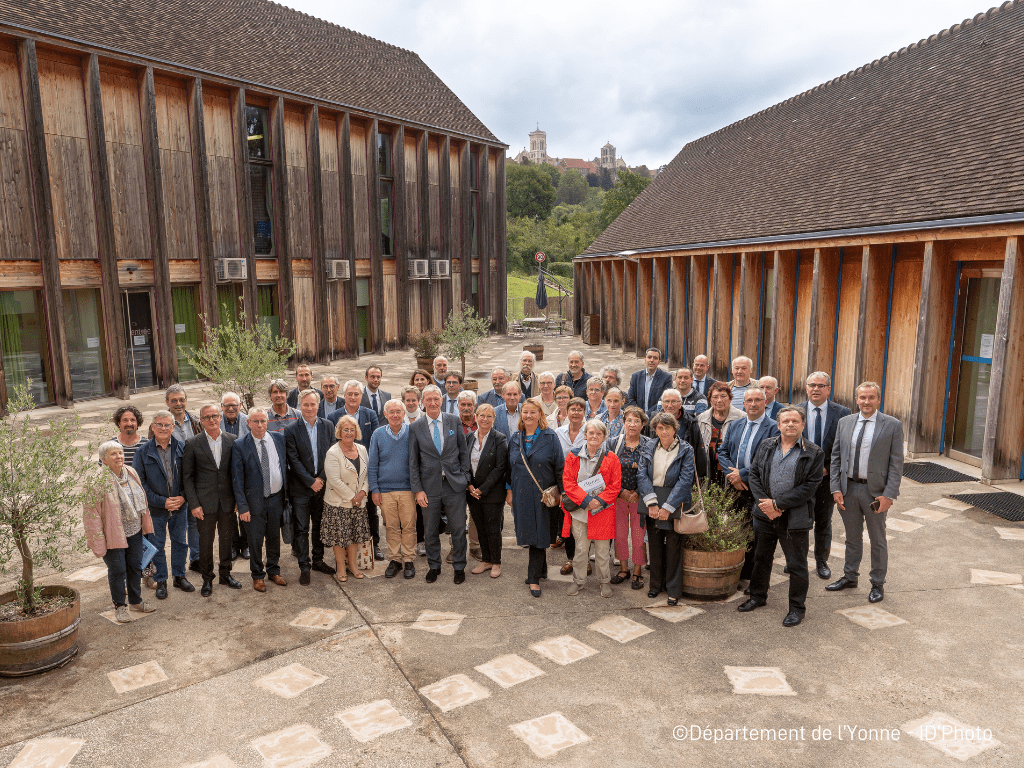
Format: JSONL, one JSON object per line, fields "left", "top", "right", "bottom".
{"left": 979, "top": 333, "right": 994, "bottom": 359}
{"left": 175, "top": 324, "right": 186, "bottom": 334}
{"left": 133, "top": 335, "right": 146, "bottom": 346}
{"left": 86, "top": 337, "right": 100, "bottom": 348}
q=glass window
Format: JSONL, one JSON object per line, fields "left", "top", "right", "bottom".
{"left": 378, "top": 130, "right": 392, "bottom": 177}
{"left": 217, "top": 284, "right": 242, "bottom": 327}
{"left": 62, "top": 288, "right": 110, "bottom": 400}
{"left": 245, "top": 106, "right": 269, "bottom": 161}
{"left": 469, "top": 150, "right": 479, "bottom": 189}
{"left": 250, "top": 165, "right": 274, "bottom": 256}
{"left": 381, "top": 180, "right": 393, "bottom": 257}
{"left": 258, "top": 283, "right": 280, "bottom": 339}
{"left": 470, "top": 192, "right": 480, "bottom": 257}
{"left": 172, "top": 286, "right": 202, "bottom": 382}
{"left": 0, "top": 290, "right": 52, "bottom": 405}
{"left": 356, "top": 278, "right": 371, "bottom": 355}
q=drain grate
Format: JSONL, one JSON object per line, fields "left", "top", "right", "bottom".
{"left": 947, "top": 492, "right": 1024, "bottom": 522}
{"left": 902, "top": 462, "right": 978, "bottom": 483}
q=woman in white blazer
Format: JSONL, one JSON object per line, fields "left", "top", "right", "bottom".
{"left": 322, "top": 414, "right": 370, "bottom": 584}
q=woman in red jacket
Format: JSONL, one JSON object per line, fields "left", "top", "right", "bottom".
{"left": 562, "top": 419, "right": 621, "bottom": 597}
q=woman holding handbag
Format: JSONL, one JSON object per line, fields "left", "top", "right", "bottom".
{"left": 608, "top": 406, "right": 653, "bottom": 590}
{"left": 322, "top": 415, "right": 370, "bottom": 585}
{"left": 507, "top": 399, "right": 564, "bottom": 597}
{"left": 561, "top": 420, "right": 621, "bottom": 597}
{"left": 638, "top": 412, "right": 696, "bottom": 606}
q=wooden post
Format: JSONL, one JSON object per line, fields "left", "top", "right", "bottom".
{"left": 139, "top": 66, "right": 176, "bottom": 386}
{"left": 573, "top": 260, "right": 583, "bottom": 338}
{"left": 737, "top": 252, "right": 760, "bottom": 368}
{"left": 18, "top": 39, "right": 71, "bottom": 407}
{"left": 305, "top": 105, "right": 329, "bottom": 362}
{"left": 768, "top": 250, "right": 798, "bottom": 395}
{"left": 187, "top": 78, "right": 218, "bottom": 325}
{"left": 479, "top": 146, "right": 491, "bottom": 325}
{"left": 459, "top": 141, "right": 471, "bottom": 305}
{"left": 269, "top": 96, "right": 295, "bottom": 345}
{"left": 982, "top": 236, "right": 1020, "bottom": 479}
{"left": 439, "top": 134, "right": 454, "bottom": 322}
{"left": 807, "top": 247, "right": 840, "bottom": 378}
{"left": 495, "top": 151, "right": 506, "bottom": 333}
{"left": 339, "top": 113, "right": 358, "bottom": 357}
{"left": 392, "top": 125, "right": 408, "bottom": 345}
{"left": 231, "top": 87, "right": 257, "bottom": 327}
{"left": 367, "top": 119, "right": 384, "bottom": 353}
{"left": 83, "top": 54, "right": 128, "bottom": 400}
{"left": 418, "top": 130, "right": 431, "bottom": 327}
{"left": 854, "top": 244, "right": 890, "bottom": 388}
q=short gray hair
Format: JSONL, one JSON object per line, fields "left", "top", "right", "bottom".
{"left": 584, "top": 419, "right": 608, "bottom": 438}
{"left": 343, "top": 379, "right": 363, "bottom": 395}
{"left": 321, "top": 374, "right": 339, "bottom": 386}
{"left": 165, "top": 384, "right": 186, "bottom": 400}
{"left": 537, "top": 371, "right": 556, "bottom": 384}
{"left": 457, "top": 390, "right": 477, "bottom": 404}
{"left": 98, "top": 440, "right": 123, "bottom": 461}
{"left": 585, "top": 376, "right": 605, "bottom": 393}
{"left": 807, "top": 371, "right": 832, "bottom": 386}
{"left": 433, "top": 355, "right": 449, "bottom": 365}
{"left": 298, "top": 389, "right": 321, "bottom": 405}
{"left": 151, "top": 409, "right": 173, "bottom": 423}
{"left": 520, "top": 350, "right": 536, "bottom": 364}
{"left": 248, "top": 406, "right": 268, "bottom": 419}
{"left": 268, "top": 378, "right": 289, "bottom": 395}
{"left": 491, "top": 366, "right": 510, "bottom": 377}
{"left": 220, "top": 391, "right": 240, "bottom": 405}
{"left": 758, "top": 376, "right": 778, "bottom": 388}
{"left": 600, "top": 364, "right": 623, "bottom": 386}
{"left": 384, "top": 398, "right": 406, "bottom": 414}
{"left": 568, "top": 350, "right": 584, "bottom": 362}
{"left": 421, "top": 384, "right": 443, "bottom": 399}
{"left": 732, "top": 356, "right": 754, "bottom": 368}
{"left": 660, "top": 388, "right": 682, "bottom": 402}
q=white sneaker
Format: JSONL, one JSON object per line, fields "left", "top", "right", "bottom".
{"left": 415, "top": 542, "right": 426, "bottom": 556}
{"left": 130, "top": 600, "right": 156, "bottom": 614}
{"left": 114, "top": 605, "right": 131, "bottom": 623}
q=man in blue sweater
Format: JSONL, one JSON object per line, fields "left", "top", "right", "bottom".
{"left": 369, "top": 399, "right": 417, "bottom": 579}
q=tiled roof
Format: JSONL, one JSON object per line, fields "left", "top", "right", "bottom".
{"left": 584, "top": 1, "right": 1024, "bottom": 255}
{"left": 561, "top": 158, "right": 597, "bottom": 173}
{"left": 0, "top": 0, "right": 500, "bottom": 143}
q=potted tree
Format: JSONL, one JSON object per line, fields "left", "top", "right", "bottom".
{"left": 438, "top": 303, "right": 491, "bottom": 391}
{"left": 0, "top": 385, "right": 105, "bottom": 676}
{"left": 680, "top": 480, "right": 754, "bottom": 599}
{"left": 410, "top": 329, "right": 443, "bottom": 372}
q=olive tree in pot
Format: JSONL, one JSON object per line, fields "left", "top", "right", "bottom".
{"left": 680, "top": 479, "right": 754, "bottom": 599}
{"left": 0, "top": 384, "right": 105, "bottom": 676}
{"left": 410, "top": 329, "right": 443, "bottom": 372}
{"left": 439, "top": 303, "right": 491, "bottom": 391}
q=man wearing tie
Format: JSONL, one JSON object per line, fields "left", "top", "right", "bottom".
{"left": 231, "top": 407, "right": 288, "bottom": 592}
{"left": 793, "top": 371, "right": 851, "bottom": 579}
{"left": 361, "top": 365, "right": 390, "bottom": 420}
{"left": 627, "top": 347, "right": 673, "bottom": 414}
{"left": 442, "top": 372, "right": 464, "bottom": 415}
{"left": 408, "top": 385, "right": 472, "bottom": 584}
{"left": 827, "top": 381, "right": 903, "bottom": 603}
{"left": 691, "top": 355, "right": 717, "bottom": 396}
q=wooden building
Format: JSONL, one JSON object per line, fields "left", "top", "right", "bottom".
{"left": 574, "top": 2, "right": 1024, "bottom": 481}
{"left": 0, "top": 0, "right": 507, "bottom": 412}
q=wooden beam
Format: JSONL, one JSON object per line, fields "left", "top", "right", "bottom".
{"left": 908, "top": 241, "right": 952, "bottom": 453}
{"left": 138, "top": 66, "right": 176, "bottom": 386}
{"left": 392, "top": 125, "right": 408, "bottom": 345}
{"left": 367, "top": 118, "right": 384, "bottom": 353}
{"left": 418, "top": 130, "right": 431, "bottom": 328}
{"left": 573, "top": 260, "right": 583, "bottom": 339}
{"left": 459, "top": 141, "right": 471, "bottom": 305}
{"left": 305, "top": 105, "right": 329, "bottom": 362}
{"left": 768, "top": 250, "right": 796, "bottom": 394}
{"left": 494, "top": 151, "right": 506, "bottom": 333}
{"left": 82, "top": 53, "right": 128, "bottom": 400}
{"left": 339, "top": 112, "right": 358, "bottom": 357}
{"left": 737, "top": 252, "right": 760, "bottom": 368}
{"left": 807, "top": 247, "right": 840, "bottom": 379}
{"left": 710, "top": 253, "right": 732, "bottom": 379}
{"left": 439, "top": 134, "right": 454, "bottom": 322}
{"left": 479, "top": 146, "right": 491, "bottom": 325}
{"left": 982, "top": 236, "right": 1020, "bottom": 479}
{"left": 231, "top": 87, "right": 257, "bottom": 327}
{"left": 187, "top": 78, "right": 218, "bottom": 325}
{"left": 854, "top": 244, "right": 890, "bottom": 388}
{"left": 269, "top": 96, "right": 295, "bottom": 345}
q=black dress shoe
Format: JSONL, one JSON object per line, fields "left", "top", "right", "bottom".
{"left": 782, "top": 611, "right": 804, "bottom": 627}
{"left": 783, "top": 566, "right": 790, "bottom": 574}
{"left": 311, "top": 560, "right": 336, "bottom": 575}
{"left": 373, "top": 545, "right": 385, "bottom": 561}
{"left": 384, "top": 560, "right": 402, "bottom": 579}
{"left": 743, "top": 586, "right": 751, "bottom": 595}
{"left": 868, "top": 585, "right": 884, "bottom": 603}
{"left": 240, "top": 548, "right": 250, "bottom": 560}
{"left": 816, "top": 562, "right": 832, "bottom": 580}
{"left": 647, "top": 589, "right": 660, "bottom": 599}
{"left": 219, "top": 575, "right": 242, "bottom": 589}
{"left": 189, "top": 560, "right": 202, "bottom": 573}
{"left": 231, "top": 548, "right": 239, "bottom": 561}
{"left": 201, "top": 579, "right": 213, "bottom": 597}
{"left": 737, "top": 598, "right": 767, "bottom": 612}
{"left": 404, "top": 563, "right": 416, "bottom": 579}
{"left": 173, "top": 576, "right": 195, "bottom": 593}
{"left": 425, "top": 568, "right": 441, "bottom": 583}
{"left": 826, "top": 575, "right": 858, "bottom": 591}
{"left": 155, "top": 581, "right": 168, "bottom": 600}
{"left": 299, "top": 570, "right": 311, "bottom": 585}
{"left": 454, "top": 569, "right": 465, "bottom": 585}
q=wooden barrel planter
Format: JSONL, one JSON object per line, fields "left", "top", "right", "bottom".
{"left": 463, "top": 379, "right": 478, "bottom": 392}
{"left": 681, "top": 548, "right": 745, "bottom": 599}
{"left": 523, "top": 343, "right": 544, "bottom": 361}
{"left": 0, "top": 586, "right": 81, "bottom": 677}
{"left": 415, "top": 356, "right": 434, "bottom": 371}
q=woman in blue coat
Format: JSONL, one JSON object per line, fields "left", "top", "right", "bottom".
{"left": 507, "top": 398, "right": 565, "bottom": 598}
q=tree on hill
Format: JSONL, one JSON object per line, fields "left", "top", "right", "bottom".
{"left": 555, "top": 169, "right": 588, "bottom": 206}
{"left": 506, "top": 164, "right": 557, "bottom": 219}
{"left": 598, "top": 167, "right": 613, "bottom": 191}
{"left": 599, "top": 169, "right": 652, "bottom": 229}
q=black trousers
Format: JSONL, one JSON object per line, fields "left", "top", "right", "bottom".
{"left": 246, "top": 490, "right": 283, "bottom": 581}
{"left": 292, "top": 491, "right": 325, "bottom": 571}
{"left": 811, "top": 477, "right": 834, "bottom": 564}
{"left": 646, "top": 516, "right": 684, "bottom": 599}
{"left": 749, "top": 520, "right": 809, "bottom": 614}
{"left": 416, "top": 504, "right": 425, "bottom": 543}
{"left": 198, "top": 504, "right": 235, "bottom": 580}
{"left": 232, "top": 514, "right": 249, "bottom": 553}
{"left": 735, "top": 490, "right": 758, "bottom": 581}
{"left": 527, "top": 545, "right": 548, "bottom": 583}
{"left": 366, "top": 497, "right": 380, "bottom": 545}
{"left": 469, "top": 500, "right": 503, "bottom": 565}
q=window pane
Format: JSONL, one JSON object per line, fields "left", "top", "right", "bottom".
{"left": 258, "top": 283, "right": 281, "bottom": 339}
{"left": 469, "top": 150, "right": 479, "bottom": 189}
{"left": 381, "top": 180, "right": 393, "bottom": 257}
{"left": 355, "top": 278, "right": 371, "bottom": 307}
{"left": 250, "top": 165, "right": 274, "bottom": 255}
{"left": 62, "top": 288, "right": 110, "bottom": 399}
{"left": 470, "top": 192, "right": 479, "bottom": 256}
{"left": 217, "top": 284, "right": 242, "bottom": 326}
{"left": 378, "top": 131, "right": 392, "bottom": 177}
{"left": 172, "top": 286, "right": 202, "bottom": 382}
{"left": 245, "top": 106, "right": 269, "bottom": 160}
{"left": 0, "top": 289, "right": 51, "bottom": 405}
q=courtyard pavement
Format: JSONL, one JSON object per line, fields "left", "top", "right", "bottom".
{"left": 1, "top": 335, "right": 1022, "bottom": 767}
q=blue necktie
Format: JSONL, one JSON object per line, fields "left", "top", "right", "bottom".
{"left": 371, "top": 393, "right": 378, "bottom": 414}
{"left": 432, "top": 419, "right": 443, "bottom": 453}
{"left": 814, "top": 407, "right": 823, "bottom": 447}
{"left": 738, "top": 422, "right": 755, "bottom": 470}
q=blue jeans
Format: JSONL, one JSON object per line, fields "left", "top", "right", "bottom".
{"left": 187, "top": 511, "right": 200, "bottom": 562}
{"left": 149, "top": 510, "right": 189, "bottom": 582}
{"left": 103, "top": 531, "right": 144, "bottom": 607}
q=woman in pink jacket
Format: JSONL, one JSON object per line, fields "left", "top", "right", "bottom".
{"left": 84, "top": 441, "right": 156, "bottom": 623}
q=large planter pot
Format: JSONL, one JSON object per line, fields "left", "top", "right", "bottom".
{"left": 681, "top": 548, "right": 745, "bottom": 599}
{"left": 463, "top": 379, "right": 478, "bottom": 392}
{"left": 415, "top": 356, "right": 434, "bottom": 371}
{"left": 0, "top": 585, "right": 81, "bottom": 677}
{"left": 523, "top": 343, "right": 544, "bottom": 361}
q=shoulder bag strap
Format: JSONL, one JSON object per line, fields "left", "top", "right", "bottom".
{"left": 519, "top": 435, "right": 546, "bottom": 495}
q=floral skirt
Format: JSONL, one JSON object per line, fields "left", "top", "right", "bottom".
{"left": 321, "top": 502, "right": 371, "bottom": 548}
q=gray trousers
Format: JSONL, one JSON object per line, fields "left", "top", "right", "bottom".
{"left": 424, "top": 488, "right": 467, "bottom": 570}
{"left": 571, "top": 518, "right": 611, "bottom": 586}
{"left": 838, "top": 481, "right": 888, "bottom": 585}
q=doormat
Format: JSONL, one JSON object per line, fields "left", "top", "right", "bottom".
{"left": 902, "top": 462, "right": 978, "bottom": 483}
{"left": 947, "top": 492, "right": 1024, "bottom": 522}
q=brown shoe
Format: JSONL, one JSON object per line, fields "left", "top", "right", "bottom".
{"left": 560, "top": 561, "right": 573, "bottom": 575}
{"left": 269, "top": 574, "right": 287, "bottom": 586}
{"left": 253, "top": 579, "right": 266, "bottom": 592}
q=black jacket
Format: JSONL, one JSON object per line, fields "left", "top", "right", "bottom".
{"left": 748, "top": 436, "right": 824, "bottom": 530}
{"left": 285, "top": 417, "right": 336, "bottom": 499}
{"left": 466, "top": 429, "right": 509, "bottom": 505}
{"left": 182, "top": 431, "right": 237, "bottom": 515}
{"left": 643, "top": 411, "right": 708, "bottom": 481}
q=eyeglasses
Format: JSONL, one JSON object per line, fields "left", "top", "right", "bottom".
{"left": 200, "top": 414, "right": 220, "bottom": 421}
{"left": 223, "top": 403, "right": 240, "bottom": 409}
{"left": 152, "top": 422, "right": 173, "bottom": 430}
{"left": 807, "top": 383, "right": 830, "bottom": 389}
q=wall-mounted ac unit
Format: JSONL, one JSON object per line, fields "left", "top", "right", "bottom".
{"left": 430, "top": 260, "right": 451, "bottom": 279}
{"left": 408, "top": 259, "right": 430, "bottom": 279}
{"left": 215, "top": 258, "right": 247, "bottom": 282}
{"left": 326, "top": 260, "right": 350, "bottom": 280}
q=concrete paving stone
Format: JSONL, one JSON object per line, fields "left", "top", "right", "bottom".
{"left": 836, "top": 605, "right": 908, "bottom": 630}
{"left": 769, "top": 572, "right": 788, "bottom": 586}
{"left": 250, "top": 724, "right": 332, "bottom": 768}
{"left": 724, "top": 666, "right": 796, "bottom": 696}
{"left": 418, "top": 674, "right": 491, "bottom": 712}
{"left": 107, "top": 661, "right": 168, "bottom": 694}
{"left": 886, "top": 518, "right": 923, "bottom": 532}
{"left": 509, "top": 712, "right": 590, "bottom": 759}
{"left": 65, "top": 565, "right": 108, "bottom": 582}
{"left": 993, "top": 526, "right": 1024, "bottom": 541}
{"left": 5, "top": 739, "right": 84, "bottom": 768}
{"left": 180, "top": 755, "right": 239, "bottom": 768}
{"left": 969, "top": 569, "right": 1022, "bottom": 585}
{"left": 587, "top": 614, "right": 654, "bottom": 643}
{"left": 474, "top": 654, "right": 546, "bottom": 688}
{"left": 930, "top": 498, "right": 974, "bottom": 511}
{"left": 288, "top": 607, "right": 347, "bottom": 630}
{"left": 644, "top": 601, "right": 705, "bottom": 623}
{"left": 901, "top": 507, "right": 951, "bottom": 521}
{"left": 335, "top": 699, "right": 413, "bottom": 742}
{"left": 529, "top": 635, "right": 599, "bottom": 666}
{"left": 409, "top": 610, "right": 465, "bottom": 635}
{"left": 254, "top": 663, "right": 328, "bottom": 699}
{"left": 902, "top": 712, "right": 1002, "bottom": 761}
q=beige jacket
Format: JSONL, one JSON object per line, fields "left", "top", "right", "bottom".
{"left": 697, "top": 406, "right": 746, "bottom": 455}
{"left": 324, "top": 442, "right": 369, "bottom": 507}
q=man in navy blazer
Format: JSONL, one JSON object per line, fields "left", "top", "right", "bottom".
{"left": 285, "top": 389, "right": 337, "bottom": 584}
{"left": 231, "top": 407, "right": 288, "bottom": 592}
{"left": 408, "top": 385, "right": 472, "bottom": 583}
{"left": 627, "top": 348, "right": 674, "bottom": 413}
{"left": 360, "top": 365, "right": 390, "bottom": 419}
{"left": 717, "top": 386, "right": 780, "bottom": 585}
{"left": 478, "top": 366, "right": 509, "bottom": 409}
{"left": 493, "top": 381, "right": 523, "bottom": 438}
{"left": 793, "top": 371, "right": 851, "bottom": 579}
{"left": 691, "top": 354, "right": 717, "bottom": 397}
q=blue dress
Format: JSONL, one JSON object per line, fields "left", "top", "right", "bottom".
{"left": 508, "top": 428, "right": 565, "bottom": 548}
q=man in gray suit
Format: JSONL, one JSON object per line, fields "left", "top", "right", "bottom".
{"left": 826, "top": 381, "right": 903, "bottom": 603}
{"left": 361, "top": 365, "right": 390, "bottom": 420}
{"left": 409, "top": 385, "right": 471, "bottom": 584}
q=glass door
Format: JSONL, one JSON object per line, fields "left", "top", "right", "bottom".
{"left": 948, "top": 275, "right": 1000, "bottom": 464}
{"left": 172, "top": 286, "right": 202, "bottom": 381}
{"left": 62, "top": 288, "right": 110, "bottom": 400}
{"left": 0, "top": 290, "right": 52, "bottom": 406}
{"left": 121, "top": 291, "right": 158, "bottom": 392}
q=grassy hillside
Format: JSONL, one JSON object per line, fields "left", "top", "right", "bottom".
{"left": 506, "top": 271, "right": 573, "bottom": 320}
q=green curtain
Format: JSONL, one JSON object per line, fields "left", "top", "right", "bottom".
{"left": 257, "top": 284, "right": 280, "bottom": 339}
{"left": 173, "top": 287, "right": 200, "bottom": 381}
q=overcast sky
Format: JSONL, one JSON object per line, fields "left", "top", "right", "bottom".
{"left": 286, "top": 0, "right": 992, "bottom": 169}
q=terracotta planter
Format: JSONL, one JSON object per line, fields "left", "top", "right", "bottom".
{"left": 681, "top": 548, "right": 745, "bottom": 599}
{"left": 415, "top": 356, "right": 434, "bottom": 371}
{"left": 0, "top": 586, "right": 81, "bottom": 677}
{"left": 464, "top": 379, "right": 479, "bottom": 392}
{"left": 523, "top": 344, "right": 544, "bottom": 361}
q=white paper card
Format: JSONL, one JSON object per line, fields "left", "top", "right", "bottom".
{"left": 175, "top": 323, "right": 186, "bottom": 334}
{"left": 979, "top": 333, "right": 994, "bottom": 359}
{"left": 86, "top": 337, "right": 100, "bottom": 348}
{"left": 579, "top": 475, "right": 605, "bottom": 494}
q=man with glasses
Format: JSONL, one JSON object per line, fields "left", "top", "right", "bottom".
{"left": 220, "top": 391, "right": 250, "bottom": 560}
{"left": 165, "top": 384, "right": 201, "bottom": 571}
{"left": 267, "top": 380, "right": 301, "bottom": 434}
{"left": 317, "top": 376, "right": 343, "bottom": 420}
{"left": 795, "top": 372, "right": 851, "bottom": 579}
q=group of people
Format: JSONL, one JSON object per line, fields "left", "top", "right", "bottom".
{"left": 84, "top": 347, "right": 903, "bottom": 629}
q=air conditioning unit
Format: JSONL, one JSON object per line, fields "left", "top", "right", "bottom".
{"left": 326, "top": 260, "right": 350, "bottom": 280}
{"left": 215, "top": 258, "right": 247, "bottom": 282}
{"left": 408, "top": 259, "right": 430, "bottom": 279}
{"left": 430, "top": 260, "right": 451, "bottom": 279}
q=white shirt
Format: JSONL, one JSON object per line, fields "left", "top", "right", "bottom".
{"left": 206, "top": 432, "right": 223, "bottom": 468}
{"left": 851, "top": 411, "right": 878, "bottom": 479}
{"left": 808, "top": 400, "right": 829, "bottom": 443}
{"left": 256, "top": 435, "right": 283, "bottom": 495}
{"left": 428, "top": 417, "right": 445, "bottom": 452}
{"left": 644, "top": 370, "right": 658, "bottom": 409}
{"left": 503, "top": 407, "right": 521, "bottom": 434}
{"left": 471, "top": 430, "right": 490, "bottom": 474}
{"left": 556, "top": 423, "right": 586, "bottom": 456}
{"left": 322, "top": 398, "right": 341, "bottom": 417}
{"left": 652, "top": 441, "right": 680, "bottom": 488}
